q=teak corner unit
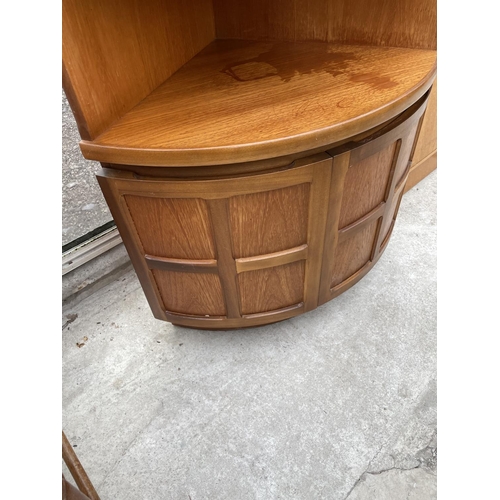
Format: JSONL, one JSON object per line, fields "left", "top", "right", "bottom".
{"left": 63, "top": 0, "right": 437, "bottom": 329}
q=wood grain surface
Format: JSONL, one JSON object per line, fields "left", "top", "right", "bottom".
{"left": 405, "top": 152, "right": 437, "bottom": 193}
{"left": 412, "top": 80, "right": 437, "bottom": 166}
{"left": 338, "top": 142, "right": 397, "bottom": 228}
{"left": 207, "top": 198, "right": 242, "bottom": 319}
{"left": 124, "top": 196, "right": 216, "bottom": 259}
{"left": 63, "top": 0, "right": 215, "bottom": 139}
{"left": 402, "top": 79, "right": 437, "bottom": 191}
{"left": 81, "top": 40, "right": 436, "bottom": 166}
{"left": 166, "top": 303, "right": 305, "bottom": 329}
{"left": 153, "top": 269, "right": 226, "bottom": 316}
{"left": 235, "top": 245, "right": 308, "bottom": 273}
{"left": 214, "top": 0, "right": 436, "bottom": 50}
{"left": 229, "top": 183, "right": 309, "bottom": 258}
{"left": 238, "top": 261, "right": 305, "bottom": 315}
{"left": 380, "top": 188, "right": 404, "bottom": 245}
{"left": 331, "top": 220, "right": 378, "bottom": 288}
{"left": 94, "top": 92, "right": 430, "bottom": 329}
{"left": 319, "top": 92, "right": 428, "bottom": 304}
{"left": 393, "top": 126, "right": 419, "bottom": 190}
{"left": 145, "top": 255, "right": 218, "bottom": 274}
{"left": 64, "top": 0, "right": 437, "bottom": 329}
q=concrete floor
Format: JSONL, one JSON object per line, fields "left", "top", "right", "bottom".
{"left": 62, "top": 171, "right": 437, "bottom": 500}
{"left": 62, "top": 90, "right": 112, "bottom": 246}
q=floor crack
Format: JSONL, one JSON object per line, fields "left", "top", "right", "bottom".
{"left": 344, "top": 430, "right": 437, "bottom": 499}
{"left": 366, "top": 464, "right": 421, "bottom": 476}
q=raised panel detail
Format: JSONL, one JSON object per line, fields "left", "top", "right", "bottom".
{"left": 152, "top": 269, "right": 226, "bottom": 316}
{"left": 229, "top": 184, "right": 310, "bottom": 258}
{"left": 331, "top": 219, "right": 378, "bottom": 288}
{"left": 380, "top": 189, "right": 404, "bottom": 245}
{"left": 238, "top": 261, "right": 305, "bottom": 315}
{"left": 124, "top": 196, "right": 216, "bottom": 259}
{"left": 339, "top": 142, "right": 397, "bottom": 228}
{"left": 393, "top": 126, "right": 418, "bottom": 189}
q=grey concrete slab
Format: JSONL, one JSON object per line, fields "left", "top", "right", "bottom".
{"left": 347, "top": 469, "right": 436, "bottom": 500}
{"left": 62, "top": 90, "right": 112, "bottom": 246}
{"left": 345, "top": 380, "right": 436, "bottom": 499}
{"left": 62, "top": 171, "right": 436, "bottom": 500}
{"left": 366, "top": 380, "right": 437, "bottom": 477}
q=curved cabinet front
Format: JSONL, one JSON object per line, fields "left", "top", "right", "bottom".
{"left": 97, "top": 94, "right": 428, "bottom": 329}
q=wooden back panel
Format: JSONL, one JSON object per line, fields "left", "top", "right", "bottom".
{"left": 213, "top": 0, "right": 436, "bottom": 50}
{"left": 62, "top": 0, "right": 215, "bottom": 140}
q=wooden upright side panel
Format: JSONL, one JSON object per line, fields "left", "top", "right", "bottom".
{"left": 213, "top": 0, "right": 436, "bottom": 50}
{"left": 62, "top": 0, "right": 215, "bottom": 139}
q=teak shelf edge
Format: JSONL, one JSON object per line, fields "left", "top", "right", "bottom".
{"left": 79, "top": 40, "right": 436, "bottom": 167}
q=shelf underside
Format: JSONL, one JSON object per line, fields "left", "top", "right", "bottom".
{"left": 81, "top": 40, "right": 436, "bottom": 166}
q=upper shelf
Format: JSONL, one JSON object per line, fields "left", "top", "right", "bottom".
{"left": 80, "top": 40, "right": 436, "bottom": 167}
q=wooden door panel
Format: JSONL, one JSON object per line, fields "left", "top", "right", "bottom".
{"left": 405, "top": 80, "right": 437, "bottom": 192}
{"left": 331, "top": 219, "right": 379, "bottom": 289}
{"left": 97, "top": 154, "right": 332, "bottom": 328}
{"left": 96, "top": 93, "right": 430, "bottom": 327}
{"left": 229, "top": 183, "right": 310, "bottom": 258}
{"left": 338, "top": 141, "right": 397, "bottom": 228}
{"left": 123, "top": 195, "right": 216, "bottom": 259}
{"left": 380, "top": 187, "right": 405, "bottom": 246}
{"left": 319, "top": 93, "right": 429, "bottom": 303}
{"left": 153, "top": 269, "right": 226, "bottom": 317}
{"left": 238, "top": 261, "right": 305, "bottom": 315}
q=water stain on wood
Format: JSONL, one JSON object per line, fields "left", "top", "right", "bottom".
{"left": 221, "top": 42, "right": 357, "bottom": 82}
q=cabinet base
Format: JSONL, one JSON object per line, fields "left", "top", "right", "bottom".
{"left": 96, "top": 93, "right": 429, "bottom": 329}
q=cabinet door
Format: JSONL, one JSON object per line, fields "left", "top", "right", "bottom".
{"left": 406, "top": 80, "right": 437, "bottom": 191}
{"left": 319, "top": 95, "right": 428, "bottom": 304}
{"left": 97, "top": 154, "right": 332, "bottom": 328}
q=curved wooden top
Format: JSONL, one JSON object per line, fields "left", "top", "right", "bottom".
{"left": 80, "top": 40, "right": 436, "bottom": 167}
